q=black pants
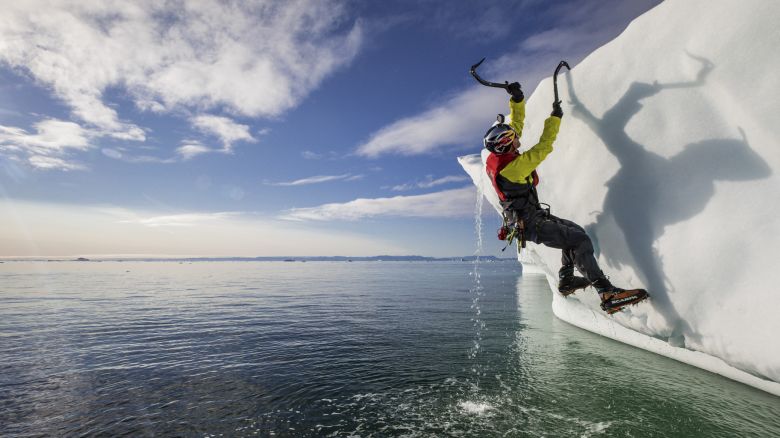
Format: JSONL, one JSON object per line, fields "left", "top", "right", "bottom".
{"left": 520, "top": 210, "right": 606, "bottom": 282}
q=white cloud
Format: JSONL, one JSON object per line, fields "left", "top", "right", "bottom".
{"left": 0, "top": 120, "right": 90, "bottom": 152}
{"left": 101, "top": 148, "right": 123, "bottom": 159}
{"left": 120, "top": 154, "right": 177, "bottom": 165}
{"left": 281, "top": 186, "right": 475, "bottom": 221}
{"left": 355, "top": 1, "right": 658, "bottom": 157}
{"left": 120, "top": 212, "right": 239, "bottom": 228}
{"left": 100, "top": 146, "right": 177, "bottom": 164}
{"left": 0, "top": 0, "right": 363, "bottom": 138}
{"left": 419, "top": 175, "right": 470, "bottom": 188}
{"left": 27, "top": 155, "right": 86, "bottom": 171}
{"left": 191, "top": 115, "right": 256, "bottom": 152}
{"left": 269, "top": 173, "right": 361, "bottom": 186}
{"left": 391, "top": 174, "right": 470, "bottom": 191}
{"left": 0, "top": 119, "right": 92, "bottom": 170}
{"left": 356, "top": 87, "right": 503, "bottom": 157}
{"left": 100, "top": 140, "right": 219, "bottom": 163}
{"left": 107, "top": 136, "right": 240, "bottom": 164}
{"left": 176, "top": 142, "right": 214, "bottom": 161}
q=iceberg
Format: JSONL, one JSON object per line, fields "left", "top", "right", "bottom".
{"left": 459, "top": 0, "right": 780, "bottom": 395}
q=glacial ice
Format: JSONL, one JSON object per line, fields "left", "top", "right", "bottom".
{"left": 459, "top": 0, "right": 780, "bottom": 395}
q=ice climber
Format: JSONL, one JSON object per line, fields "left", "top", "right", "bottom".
{"left": 482, "top": 82, "right": 647, "bottom": 314}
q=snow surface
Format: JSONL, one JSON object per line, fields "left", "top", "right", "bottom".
{"left": 459, "top": 0, "right": 780, "bottom": 395}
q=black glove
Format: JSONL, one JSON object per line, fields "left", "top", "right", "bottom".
{"left": 507, "top": 82, "right": 524, "bottom": 102}
{"left": 551, "top": 100, "right": 563, "bottom": 118}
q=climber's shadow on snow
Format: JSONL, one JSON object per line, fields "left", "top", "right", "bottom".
{"left": 565, "top": 53, "right": 771, "bottom": 339}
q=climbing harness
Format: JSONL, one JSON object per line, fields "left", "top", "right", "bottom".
{"left": 498, "top": 210, "right": 526, "bottom": 251}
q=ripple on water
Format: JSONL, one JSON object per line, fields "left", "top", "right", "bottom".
{"left": 1, "top": 261, "right": 779, "bottom": 437}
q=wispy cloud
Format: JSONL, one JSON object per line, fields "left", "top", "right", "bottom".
{"left": 27, "top": 156, "right": 86, "bottom": 171}
{"left": 100, "top": 139, "right": 225, "bottom": 164}
{"left": 191, "top": 115, "right": 256, "bottom": 153}
{"left": 281, "top": 186, "right": 475, "bottom": 221}
{"left": 101, "top": 136, "right": 248, "bottom": 165}
{"left": 355, "top": 1, "right": 659, "bottom": 158}
{"left": 113, "top": 154, "right": 177, "bottom": 165}
{"left": 391, "top": 174, "right": 470, "bottom": 191}
{"left": 120, "top": 212, "right": 239, "bottom": 228}
{"left": 177, "top": 115, "right": 257, "bottom": 160}
{"left": 0, "top": 119, "right": 92, "bottom": 170}
{"left": 99, "top": 146, "right": 178, "bottom": 164}
{"left": 0, "top": 0, "right": 362, "bottom": 140}
{"left": 268, "top": 173, "right": 363, "bottom": 186}
{"left": 356, "top": 87, "right": 502, "bottom": 157}
{"left": 176, "top": 142, "right": 214, "bottom": 161}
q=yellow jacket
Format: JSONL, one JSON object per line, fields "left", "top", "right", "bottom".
{"left": 499, "top": 99, "right": 561, "bottom": 183}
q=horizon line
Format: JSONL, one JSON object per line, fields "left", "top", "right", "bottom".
{"left": 0, "top": 254, "right": 514, "bottom": 261}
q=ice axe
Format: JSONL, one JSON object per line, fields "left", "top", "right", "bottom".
{"left": 471, "top": 57, "right": 571, "bottom": 100}
{"left": 553, "top": 60, "right": 570, "bottom": 104}
{"left": 469, "top": 58, "right": 510, "bottom": 90}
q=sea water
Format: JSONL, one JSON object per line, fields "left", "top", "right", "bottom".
{"left": 1, "top": 261, "right": 778, "bottom": 437}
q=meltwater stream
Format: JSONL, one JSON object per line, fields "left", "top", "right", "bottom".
{"left": 1, "top": 261, "right": 778, "bottom": 437}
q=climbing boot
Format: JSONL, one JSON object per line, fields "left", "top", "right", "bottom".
{"left": 558, "top": 265, "right": 590, "bottom": 296}
{"left": 593, "top": 278, "right": 649, "bottom": 314}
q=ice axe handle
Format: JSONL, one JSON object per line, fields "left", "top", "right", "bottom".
{"left": 470, "top": 58, "right": 510, "bottom": 89}
{"left": 553, "top": 60, "right": 571, "bottom": 103}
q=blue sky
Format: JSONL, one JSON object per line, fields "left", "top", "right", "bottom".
{"left": 0, "top": 0, "right": 659, "bottom": 257}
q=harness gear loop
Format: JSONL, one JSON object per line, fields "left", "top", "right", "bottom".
{"left": 517, "top": 218, "right": 526, "bottom": 249}
{"left": 499, "top": 210, "right": 526, "bottom": 251}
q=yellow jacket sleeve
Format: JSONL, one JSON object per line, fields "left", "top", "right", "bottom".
{"left": 508, "top": 98, "right": 525, "bottom": 137}
{"left": 499, "top": 116, "right": 561, "bottom": 182}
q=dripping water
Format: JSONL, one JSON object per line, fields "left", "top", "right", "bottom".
{"left": 467, "top": 184, "right": 487, "bottom": 390}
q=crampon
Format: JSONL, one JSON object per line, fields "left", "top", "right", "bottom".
{"left": 558, "top": 276, "right": 590, "bottom": 297}
{"left": 600, "top": 289, "right": 649, "bottom": 314}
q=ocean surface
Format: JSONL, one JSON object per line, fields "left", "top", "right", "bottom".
{"left": 1, "top": 261, "right": 778, "bottom": 437}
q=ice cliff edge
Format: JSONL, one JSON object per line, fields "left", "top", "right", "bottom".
{"left": 459, "top": 0, "right": 780, "bottom": 395}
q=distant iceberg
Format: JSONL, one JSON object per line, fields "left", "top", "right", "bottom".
{"left": 460, "top": 0, "right": 780, "bottom": 395}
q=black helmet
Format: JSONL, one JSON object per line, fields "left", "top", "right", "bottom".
{"left": 483, "top": 120, "right": 516, "bottom": 154}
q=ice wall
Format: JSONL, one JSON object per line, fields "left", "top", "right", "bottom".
{"left": 459, "top": 0, "right": 780, "bottom": 395}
